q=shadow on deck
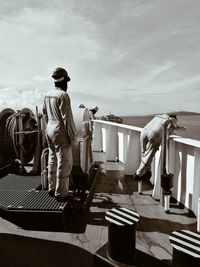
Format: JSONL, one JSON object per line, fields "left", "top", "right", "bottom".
{"left": 91, "top": 152, "right": 197, "bottom": 266}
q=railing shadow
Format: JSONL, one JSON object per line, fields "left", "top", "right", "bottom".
{"left": 88, "top": 195, "right": 120, "bottom": 226}
{"left": 137, "top": 215, "right": 197, "bottom": 234}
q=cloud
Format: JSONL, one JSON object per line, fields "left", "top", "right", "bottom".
{"left": 0, "top": 0, "right": 200, "bottom": 116}
{"left": 0, "top": 87, "right": 44, "bottom": 112}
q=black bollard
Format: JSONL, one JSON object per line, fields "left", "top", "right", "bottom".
{"left": 105, "top": 208, "right": 140, "bottom": 265}
{"left": 169, "top": 230, "right": 200, "bottom": 267}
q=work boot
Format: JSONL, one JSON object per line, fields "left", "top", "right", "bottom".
{"left": 133, "top": 173, "right": 142, "bottom": 181}
{"left": 55, "top": 193, "right": 74, "bottom": 202}
{"left": 143, "top": 171, "right": 152, "bottom": 181}
{"left": 48, "top": 190, "right": 55, "bottom": 197}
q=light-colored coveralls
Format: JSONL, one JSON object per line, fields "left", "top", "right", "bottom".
{"left": 43, "top": 88, "right": 77, "bottom": 197}
{"left": 136, "top": 114, "right": 177, "bottom": 177}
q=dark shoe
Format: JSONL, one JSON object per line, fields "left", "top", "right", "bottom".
{"left": 69, "top": 183, "right": 77, "bottom": 193}
{"left": 55, "top": 194, "right": 74, "bottom": 202}
{"left": 143, "top": 171, "right": 152, "bottom": 181}
{"left": 133, "top": 171, "right": 152, "bottom": 181}
{"left": 133, "top": 173, "right": 142, "bottom": 181}
{"left": 48, "top": 191, "right": 55, "bottom": 197}
{"left": 55, "top": 196, "right": 68, "bottom": 202}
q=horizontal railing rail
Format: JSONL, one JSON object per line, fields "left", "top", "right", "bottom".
{"left": 92, "top": 119, "right": 200, "bottom": 229}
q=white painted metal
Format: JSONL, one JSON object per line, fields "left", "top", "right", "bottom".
{"left": 193, "top": 149, "right": 200, "bottom": 220}
{"left": 124, "top": 130, "right": 141, "bottom": 175}
{"left": 105, "top": 125, "right": 118, "bottom": 161}
{"left": 102, "top": 127, "right": 106, "bottom": 152}
{"left": 152, "top": 148, "right": 162, "bottom": 199}
{"left": 118, "top": 132, "right": 124, "bottom": 162}
{"left": 198, "top": 198, "right": 200, "bottom": 232}
{"left": 164, "top": 195, "right": 170, "bottom": 213}
{"left": 138, "top": 181, "right": 142, "bottom": 194}
{"left": 92, "top": 121, "right": 103, "bottom": 152}
{"left": 122, "top": 130, "right": 130, "bottom": 164}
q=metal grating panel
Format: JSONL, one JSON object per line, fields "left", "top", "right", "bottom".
{"left": 0, "top": 174, "right": 41, "bottom": 191}
{"left": 0, "top": 190, "right": 29, "bottom": 209}
{"left": 9, "top": 191, "right": 67, "bottom": 211}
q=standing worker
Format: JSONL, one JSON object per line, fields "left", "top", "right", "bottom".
{"left": 134, "top": 114, "right": 178, "bottom": 181}
{"left": 43, "top": 67, "right": 77, "bottom": 201}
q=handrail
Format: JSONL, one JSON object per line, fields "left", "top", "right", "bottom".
{"left": 170, "top": 134, "right": 200, "bottom": 148}
{"left": 94, "top": 119, "right": 142, "bottom": 132}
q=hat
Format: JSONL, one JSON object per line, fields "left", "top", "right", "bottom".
{"left": 52, "top": 67, "right": 70, "bottom": 82}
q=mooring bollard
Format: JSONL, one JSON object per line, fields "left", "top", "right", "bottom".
{"left": 105, "top": 207, "right": 140, "bottom": 265}
{"left": 169, "top": 230, "right": 200, "bottom": 267}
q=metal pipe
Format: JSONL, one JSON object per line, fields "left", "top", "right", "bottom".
{"left": 40, "top": 148, "right": 49, "bottom": 190}
{"left": 138, "top": 181, "right": 142, "bottom": 194}
{"left": 164, "top": 194, "right": 170, "bottom": 213}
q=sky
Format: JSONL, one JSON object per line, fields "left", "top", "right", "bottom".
{"left": 0, "top": 0, "right": 200, "bottom": 116}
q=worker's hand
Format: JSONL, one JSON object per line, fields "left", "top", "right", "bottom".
{"left": 176, "top": 126, "right": 186, "bottom": 131}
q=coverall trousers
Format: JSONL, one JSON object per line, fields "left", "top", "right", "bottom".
{"left": 136, "top": 128, "right": 162, "bottom": 176}
{"left": 46, "top": 133, "right": 72, "bottom": 197}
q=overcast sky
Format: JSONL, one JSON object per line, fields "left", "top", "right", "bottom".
{"left": 0, "top": 0, "right": 200, "bottom": 116}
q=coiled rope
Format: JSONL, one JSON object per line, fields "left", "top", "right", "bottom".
{"left": 0, "top": 109, "right": 37, "bottom": 164}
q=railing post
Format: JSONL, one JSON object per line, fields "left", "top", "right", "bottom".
{"left": 102, "top": 127, "right": 107, "bottom": 152}
{"left": 92, "top": 121, "right": 103, "bottom": 152}
{"left": 198, "top": 198, "right": 200, "bottom": 233}
{"left": 124, "top": 130, "right": 141, "bottom": 176}
{"left": 152, "top": 148, "right": 162, "bottom": 200}
{"left": 105, "top": 125, "right": 118, "bottom": 161}
{"left": 123, "top": 130, "right": 129, "bottom": 163}
{"left": 193, "top": 148, "right": 200, "bottom": 230}
{"left": 138, "top": 181, "right": 142, "bottom": 194}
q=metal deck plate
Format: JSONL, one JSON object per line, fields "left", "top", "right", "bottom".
{"left": 0, "top": 190, "right": 29, "bottom": 210}
{"left": 8, "top": 191, "right": 67, "bottom": 211}
{"left": 0, "top": 174, "right": 41, "bottom": 191}
{"left": 0, "top": 175, "right": 67, "bottom": 212}
{"left": 0, "top": 190, "right": 67, "bottom": 212}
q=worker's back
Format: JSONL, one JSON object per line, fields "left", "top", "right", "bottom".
{"left": 43, "top": 88, "right": 72, "bottom": 146}
{"left": 44, "top": 88, "right": 67, "bottom": 121}
{"left": 142, "top": 114, "right": 169, "bottom": 140}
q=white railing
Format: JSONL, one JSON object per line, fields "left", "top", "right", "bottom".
{"left": 92, "top": 119, "right": 200, "bottom": 228}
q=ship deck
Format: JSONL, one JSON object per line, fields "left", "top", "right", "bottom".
{"left": 0, "top": 151, "right": 197, "bottom": 266}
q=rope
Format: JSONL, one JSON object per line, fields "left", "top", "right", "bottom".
{"left": 4, "top": 113, "right": 18, "bottom": 159}
{"left": 0, "top": 112, "right": 16, "bottom": 159}
{"left": 0, "top": 110, "right": 37, "bottom": 163}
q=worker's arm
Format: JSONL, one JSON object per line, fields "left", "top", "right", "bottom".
{"left": 163, "top": 118, "right": 186, "bottom": 134}
{"left": 59, "top": 93, "right": 77, "bottom": 143}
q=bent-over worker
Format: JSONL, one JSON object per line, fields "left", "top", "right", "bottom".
{"left": 134, "top": 114, "right": 178, "bottom": 181}
{"left": 43, "top": 67, "right": 77, "bottom": 201}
